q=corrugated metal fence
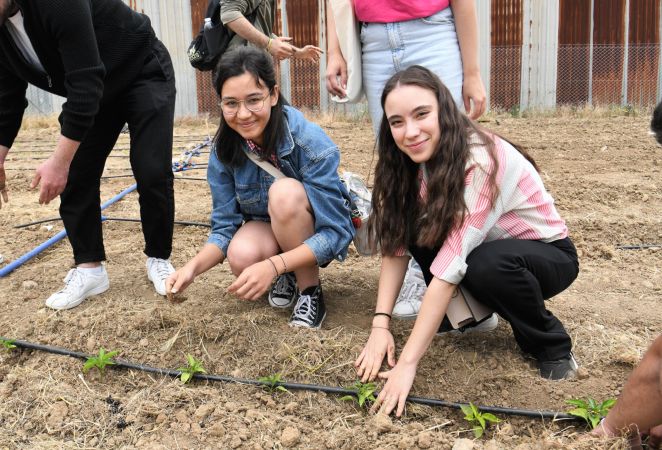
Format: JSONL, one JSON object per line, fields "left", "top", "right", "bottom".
{"left": 22, "top": 0, "right": 662, "bottom": 117}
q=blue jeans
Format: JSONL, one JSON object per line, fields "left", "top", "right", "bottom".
{"left": 360, "top": 7, "right": 464, "bottom": 135}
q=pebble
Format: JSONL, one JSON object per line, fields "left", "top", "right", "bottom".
{"left": 452, "top": 438, "right": 475, "bottom": 450}
{"left": 21, "top": 280, "right": 38, "bottom": 290}
{"left": 370, "top": 413, "right": 393, "bottom": 434}
{"left": 576, "top": 367, "right": 589, "bottom": 380}
{"left": 417, "top": 431, "right": 433, "bottom": 449}
{"left": 139, "top": 338, "right": 149, "bottom": 347}
{"left": 194, "top": 403, "right": 215, "bottom": 421}
{"left": 398, "top": 437, "right": 416, "bottom": 449}
{"left": 280, "top": 426, "right": 301, "bottom": 447}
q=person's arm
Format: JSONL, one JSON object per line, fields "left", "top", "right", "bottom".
{"left": 167, "top": 243, "right": 225, "bottom": 295}
{"left": 30, "top": 135, "right": 80, "bottom": 204}
{"left": 451, "top": 0, "right": 487, "bottom": 120}
{"left": 324, "top": 0, "right": 348, "bottom": 98}
{"left": 370, "top": 277, "right": 456, "bottom": 417}
{"left": 224, "top": 16, "right": 296, "bottom": 60}
{"left": 355, "top": 255, "right": 409, "bottom": 382}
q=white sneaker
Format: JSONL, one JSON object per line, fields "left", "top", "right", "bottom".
{"left": 392, "top": 260, "right": 426, "bottom": 319}
{"left": 146, "top": 257, "right": 175, "bottom": 296}
{"left": 45, "top": 267, "right": 109, "bottom": 310}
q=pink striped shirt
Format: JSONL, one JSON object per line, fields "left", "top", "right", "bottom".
{"left": 395, "top": 136, "right": 568, "bottom": 285}
{"left": 354, "top": 0, "right": 450, "bottom": 23}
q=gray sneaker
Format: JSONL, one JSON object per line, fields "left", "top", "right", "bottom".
{"left": 268, "top": 273, "right": 297, "bottom": 308}
{"left": 539, "top": 353, "right": 579, "bottom": 380}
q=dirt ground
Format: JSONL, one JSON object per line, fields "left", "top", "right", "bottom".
{"left": 0, "top": 109, "right": 660, "bottom": 449}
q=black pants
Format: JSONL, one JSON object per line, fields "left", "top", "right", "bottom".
{"left": 59, "top": 40, "right": 176, "bottom": 264}
{"left": 410, "top": 238, "right": 579, "bottom": 362}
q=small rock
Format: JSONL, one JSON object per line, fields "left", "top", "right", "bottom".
{"left": 21, "top": 280, "right": 38, "bottom": 290}
{"left": 498, "top": 423, "right": 514, "bottom": 436}
{"left": 398, "top": 437, "right": 416, "bottom": 449}
{"left": 208, "top": 423, "right": 226, "bottom": 437}
{"left": 225, "top": 402, "right": 239, "bottom": 412}
{"left": 85, "top": 337, "right": 96, "bottom": 353}
{"left": 191, "top": 423, "right": 203, "bottom": 434}
{"left": 417, "top": 431, "right": 433, "bottom": 449}
{"left": 370, "top": 413, "right": 393, "bottom": 434}
{"left": 139, "top": 338, "right": 149, "bottom": 347}
{"left": 281, "top": 426, "right": 301, "bottom": 447}
{"left": 229, "top": 436, "right": 242, "bottom": 449}
{"left": 194, "top": 403, "right": 215, "bottom": 421}
{"left": 174, "top": 409, "right": 189, "bottom": 424}
{"left": 452, "top": 438, "right": 475, "bottom": 450}
{"left": 155, "top": 414, "right": 167, "bottom": 424}
{"left": 576, "top": 367, "right": 589, "bottom": 380}
{"left": 284, "top": 401, "right": 298, "bottom": 413}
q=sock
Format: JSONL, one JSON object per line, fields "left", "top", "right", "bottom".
{"left": 78, "top": 266, "right": 104, "bottom": 275}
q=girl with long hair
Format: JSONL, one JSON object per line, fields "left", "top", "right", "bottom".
{"left": 166, "top": 47, "right": 354, "bottom": 329}
{"left": 361, "top": 66, "right": 579, "bottom": 417}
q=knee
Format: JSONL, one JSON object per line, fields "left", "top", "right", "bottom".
{"left": 268, "top": 179, "right": 309, "bottom": 222}
{"left": 226, "top": 242, "right": 263, "bottom": 276}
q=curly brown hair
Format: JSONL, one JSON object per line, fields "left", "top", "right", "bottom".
{"left": 368, "top": 66, "right": 537, "bottom": 254}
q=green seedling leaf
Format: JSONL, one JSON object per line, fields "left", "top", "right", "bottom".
{"left": 177, "top": 354, "right": 206, "bottom": 384}
{"left": 83, "top": 347, "right": 119, "bottom": 378}
{"left": 258, "top": 372, "right": 289, "bottom": 394}
{"left": 566, "top": 396, "right": 616, "bottom": 430}
{"left": 0, "top": 339, "right": 16, "bottom": 351}
{"left": 342, "top": 381, "right": 377, "bottom": 409}
{"left": 461, "top": 402, "right": 500, "bottom": 439}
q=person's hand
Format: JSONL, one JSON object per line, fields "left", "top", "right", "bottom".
{"left": 646, "top": 424, "right": 662, "bottom": 449}
{"left": 325, "top": 51, "right": 347, "bottom": 99}
{"left": 268, "top": 36, "right": 296, "bottom": 61}
{"left": 166, "top": 265, "right": 196, "bottom": 297}
{"left": 30, "top": 155, "right": 69, "bottom": 205}
{"left": 370, "top": 360, "right": 417, "bottom": 417}
{"left": 463, "top": 72, "right": 487, "bottom": 120}
{"left": 228, "top": 259, "right": 276, "bottom": 301}
{"left": 293, "top": 45, "right": 323, "bottom": 62}
{"left": 355, "top": 327, "right": 395, "bottom": 382}
{"left": 0, "top": 165, "right": 8, "bottom": 209}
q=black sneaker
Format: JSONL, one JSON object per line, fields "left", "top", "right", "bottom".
{"left": 268, "top": 273, "right": 298, "bottom": 308}
{"left": 289, "top": 284, "right": 326, "bottom": 329}
{"left": 539, "top": 353, "right": 579, "bottom": 380}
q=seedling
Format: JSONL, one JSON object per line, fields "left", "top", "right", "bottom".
{"left": 0, "top": 339, "right": 16, "bottom": 351}
{"left": 340, "top": 381, "right": 377, "bottom": 408}
{"left": 83, "top": 347, "right": 119, "bottom": 378}
{"left": 258, "top": 372, "right": 289, "bottom": 393}
{"left": 460, "top": 402, "right": 500, "bottom": 438}
{"left": 566, "top": 397, "right": 616, "bottom": 429}
{"left": 177, "top": 354, "right": 206, "bottom": 384}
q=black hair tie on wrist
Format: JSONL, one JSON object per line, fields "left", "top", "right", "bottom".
{"left": 373, "top": 312, "right": 392, "bottom": 320}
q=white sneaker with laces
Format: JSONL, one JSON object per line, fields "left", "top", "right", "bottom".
{"left": 146, "top": 257, "right": 175, "bottom": 296}
{"left": 45, "top": 267, "right": 109, "bottom": 310}
{"left": 392, "top": 259, "right": 426, "bottom": 319}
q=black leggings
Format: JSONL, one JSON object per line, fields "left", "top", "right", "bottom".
{"left": 410, "top": 238, "right": 579, "bottom": 362}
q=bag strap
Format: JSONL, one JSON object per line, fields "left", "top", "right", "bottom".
{"left": 243, "top": 149, "right": 286, "bottom": 179}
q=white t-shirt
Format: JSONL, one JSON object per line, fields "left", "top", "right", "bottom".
{"left": 6, "top": 11, "right": 45, "bottom": 73}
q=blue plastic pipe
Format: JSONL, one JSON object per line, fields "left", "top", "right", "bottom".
{"left": 0, "top": 184, "right": 137, "bottom": 277}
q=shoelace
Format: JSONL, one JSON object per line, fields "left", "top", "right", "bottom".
{"left": 292, "top": 294, "right": 316, "bottom": 324}
{"left": 59, "top": 269, "right": 85, "bottom": 294}
{"left": 273, "top": 274, "right": 294, "bottom": 296}
{"left": 151, "top": 260, "right": 172, "bottom": 279}
{"left": 397, "top": 278, "right": 426, "bottom": 304}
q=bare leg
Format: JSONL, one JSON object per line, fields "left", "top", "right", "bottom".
{"left": 593, "top": 334, "right": 662, "bottom": 448}
{"left": 226, "top": 221, "right": 280, "bottom": 276}
{"left": 267, "top": 178, "right": 319, "bottom": 289}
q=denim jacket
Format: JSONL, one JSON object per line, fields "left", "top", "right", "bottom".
{"left": 206, "top": 106, "right": 355, "bottom": 265}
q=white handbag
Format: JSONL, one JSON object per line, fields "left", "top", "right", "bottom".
{"left": 329, "top": 0, "right": 364, "bottom": 103}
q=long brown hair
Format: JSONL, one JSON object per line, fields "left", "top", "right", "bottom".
{"left": 368, "top": 66, "right": 537, "bottom": 253}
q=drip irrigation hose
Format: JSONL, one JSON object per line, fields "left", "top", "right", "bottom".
{"left": 616, "top": 244, "right": 662, "bottom": 250}
{"left": 0, "top": 185, "right": 137, "bottom": 277}
{"left": 0, "top": 337, "right": 580, "bottom": 422}
{"left": 14, "top": 216, "right": 210, "bottom": 229}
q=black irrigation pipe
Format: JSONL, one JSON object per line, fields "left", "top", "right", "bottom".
{"left": 14, "top": 216, "right": 210, "bottom": 229}
{"left": 616, "top": 243, "right": 662, "bottom": 250}
{"left": 174, "top": 176, "right": 207, "bottom": 181}
{"left": 1, "top": 337, "right": 581, "bottom": 422}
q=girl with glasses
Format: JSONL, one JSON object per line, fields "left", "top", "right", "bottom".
{"left": 361, "top": 66, "right": 579, "bottom": 417}
{"left": 166, "top": 47, "right": 355, "bottom": 329}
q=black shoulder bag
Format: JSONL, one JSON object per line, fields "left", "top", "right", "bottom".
{"left": 187, "top": 0, "right": 262, "bottom": 71}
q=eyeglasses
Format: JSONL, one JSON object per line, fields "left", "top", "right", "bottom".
{"left": 220, "top": 90, "right": 272, "bottom": 116}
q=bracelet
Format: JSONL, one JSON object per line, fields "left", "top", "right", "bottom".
{"left": 266, "top": 37, "right": 273, "bottom": 52}
{"left": 266, "top": 257, "right": 279, "bottom": 277}
{"left": 372, "top": 326, "right": 390, "bottom": 331}
{"left": 277, "top": 254, "right": 288, "bottom": 273}
{"left": 373, "top": 312, "right": 392, "bottom": 320}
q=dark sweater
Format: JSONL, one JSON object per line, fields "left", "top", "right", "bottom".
{"left": 0, "top": 0, "right": 156, "bottom": 147}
